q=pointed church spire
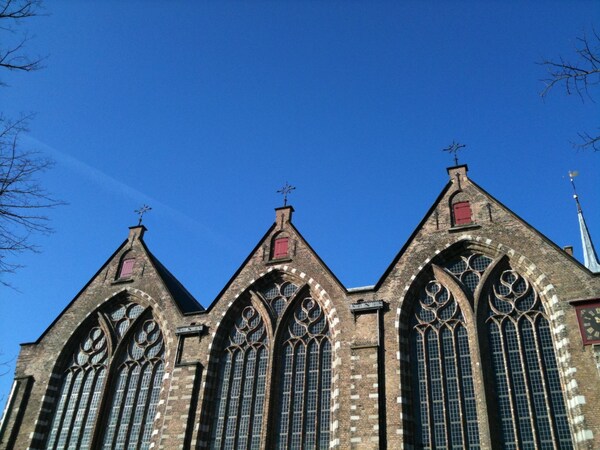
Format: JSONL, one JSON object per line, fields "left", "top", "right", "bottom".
{"left": 569, "top": 171, "right": 600, "bottom": 272}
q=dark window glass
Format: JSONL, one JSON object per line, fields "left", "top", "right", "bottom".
{"left": 209, "top": 305, "right": 269, "bottom": 450}
{"left": 410, "top": 281, "right": 481, "bottom": 449}
{"left": 275, "top": 296, "right": 331, "bottom": 450}
{"left": 45, "top": 301, "right": 164, "bottom": 450}
{"left": 487, "top": 269, "right": 573, "bottom": 449}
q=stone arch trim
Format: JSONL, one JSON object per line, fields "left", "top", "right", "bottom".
{"left": 393, "top": 234, "right": 593, "bottom": 446}
{"left": 200, "top": 264, "right": 342, "bottom": 449}
{"left": 31, "top": 287, "right": 173, "bottom": 450}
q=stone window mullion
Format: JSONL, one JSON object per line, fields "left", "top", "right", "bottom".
{"left": 208, "top": 304, "right": 269, "bottom": 449}
{"left": 528, "top": 314, "right": 560, "bottom": 449}
{"left": 513, "top": 317, "right": 541, "bottom": 450}
{"left": 486, "top": 267, "right": 574, "bottom": 449}
{"left": 492, "top": 318, "right": 520, "bottom": 445}
{"left": 450, "top": 325, "right": 468, "bottom": 447}
{"left": 436, "top": 328, "right": 450, "bottom": 448}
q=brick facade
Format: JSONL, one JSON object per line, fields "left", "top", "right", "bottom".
{"left": 1, "top": 165, "right": 599, "bottom": 449}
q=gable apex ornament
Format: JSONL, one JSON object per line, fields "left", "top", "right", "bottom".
{"left": 277, "top": 182, "right": 296, "bottom": 207}
{"left": 135, "top": 204, "right": 152, "bottom": 226}
{"left": 443, "top": 141, "right": 466, "bottom": 166}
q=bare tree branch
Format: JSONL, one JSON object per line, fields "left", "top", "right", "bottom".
{"left": 539, "top": 30, "right": 600, "bottom": 151}
{"left": 0, "top": 1, "right": 60, "bottom": 287}
{"left": 0, "top": 114, "right": 63, "bottom": 285}
{"left": 0, "top": 350, "right": 14, "bottom": 378}
{"left": 0, "top": 0, "right": 43, "bottom": 85}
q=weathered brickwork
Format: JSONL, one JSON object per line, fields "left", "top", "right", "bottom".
{"left": 1, "top": 165, "right": 600, "bottom": 450}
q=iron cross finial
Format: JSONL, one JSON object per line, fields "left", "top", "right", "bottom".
{"left": 443, "top": 141, "right": 466, "bottom": 166}
{"left": 277, "top": 182, "right": 296, "bottom": 207}
{"left": 134, "top": 205, "right": 152, "bottom": 226}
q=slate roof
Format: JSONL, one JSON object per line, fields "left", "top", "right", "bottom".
{"left": 145, "top": 247, "right": 204, "bottom": 314}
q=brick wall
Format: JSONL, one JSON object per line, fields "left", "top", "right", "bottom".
{"left": 2, "top": 168, "right": 600, "bottom": 450}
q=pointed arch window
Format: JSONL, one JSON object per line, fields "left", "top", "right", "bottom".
{"left": 45, "top": 327, "right": 108, "bottom": 449}
{"left": 405, "top": 251, "right": 574, "bottom": 449}
{"left": 209, "top": 304, "right": 269, "bottom": 449}
{"left": 101, "top": 318, "right": 165, "bottom": 449}
{"left": 206, "top": 277, "right": 332, "bottom": 450}
{"left": 275, "top": 296, "right": 331, "bottom": 449}
{"left": 44, "top": 300, "right": 165, "bottom": 450}
{"left": 486, "top": 269, "right": 573, "bottom": 449}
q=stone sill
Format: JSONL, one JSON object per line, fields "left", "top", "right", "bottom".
{"left": 111, "top": 278, "right": 134, "bottom": 286}
{"left": 265, "top": 257, "right": 293, "bottom": 266}
{"left": 448, "top": 223, "right": 481, "bottom": 233}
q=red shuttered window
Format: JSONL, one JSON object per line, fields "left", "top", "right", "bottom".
{"left": 453, "top": 201, "right": 472, "bottom": 226}
{"left": 273, "top": 238, "right": 289, "bottom": 259}
{"left": 119, "top": 258, "right": 135, "bottom": 278}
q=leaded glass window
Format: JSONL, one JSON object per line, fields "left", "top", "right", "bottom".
{"left": 408, "top": 252, "right": 575, "bottom": 449}
{"left": 101, "top": 319, "right": 165, "bottom": 449}
{"left": 207, "top": 277, "right": 332, "bottom": 450}
{"left": 45, "top": 300, "right": 164, "bottom": 450}
{"left": 445, "top": 252, "right": 493, "bottom": 295}
{"left": 275, "top": 296, "right": 331, "bottom": 450}
{"left": 46, "top": 327, "right": 108, "bottom": 450}
{"left": 411, "top": 280, "right": 480, "bottom": 449}
{"left": 262, "top": 281, "right": 298, "bottom": 317}
{"left": 209, "top": 304, "right": 269, "bottom": 450}
{"left": 487, "top": 269, "right": 573, "bottom": 450}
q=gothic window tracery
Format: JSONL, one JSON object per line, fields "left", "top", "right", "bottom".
{"left": 102, "top": 318, "right": 165, "bottom": 449}
{"left": 411, "top": 280, "right": 481, "bottom": 449}
{"left": 209, "top": 305, "right": 269, "bottom": 450}
{"left": 45, "top": 299, "right": 164, "bottom": 450}
{"left": 207, "top": 276, "right": 332, "bottom": 450}
{"left": 275, "top": 296, "right": 331, "bottom": 450}
{"left": 445, "top": 253, "right": 493, "bottom": 294}
{"left": 407, "top": 252, "right": 574, "bottom": 449}
{"left": 262, "top": 281, "right": 298, "bottom": 317}
{"left": 486, "top": 270, "right": 573, "bottom": 449}
{"left": 46, "top": 327, "right": 108, "bottom": 449}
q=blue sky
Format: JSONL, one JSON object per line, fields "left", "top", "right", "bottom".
{"left": 1, "top": 1, "right": 599, "bottom": 403}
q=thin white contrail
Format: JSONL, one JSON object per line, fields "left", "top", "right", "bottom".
{"left": 23, "top": 135, "right": 237, "bottom": 251}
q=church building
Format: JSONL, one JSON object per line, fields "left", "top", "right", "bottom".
{"left": 1, "top": 164, "right": 600, "bottom": 450}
